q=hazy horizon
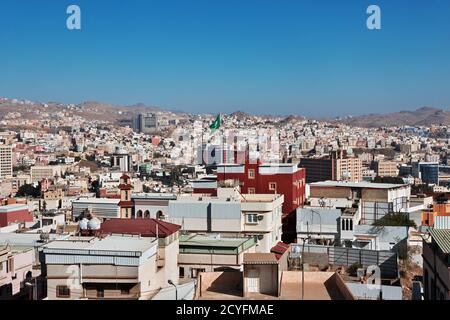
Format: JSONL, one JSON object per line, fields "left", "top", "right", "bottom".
{"left": 1, "top": 1, "right": 450, "bottom": 117}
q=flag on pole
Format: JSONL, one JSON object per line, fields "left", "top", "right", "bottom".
{"left": 209, "top": 114, "right": 221, "bottom": 132}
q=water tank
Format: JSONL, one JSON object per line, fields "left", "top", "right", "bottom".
{"left": 79, "top": 218, "right": 89, "bottom": 230}
{"left": 87, "top": 217, "right": 101, "bottom": 230}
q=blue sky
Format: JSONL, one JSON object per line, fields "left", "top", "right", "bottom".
{"left": 0, "top": 0, "right": 450, "bottom": 117}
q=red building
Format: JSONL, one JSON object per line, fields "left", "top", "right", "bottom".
{"left": 216, "top": 158, "right": 306, "bottom": 216}
{"left": 0, "top": 204, "right": 33, "bottom": 227}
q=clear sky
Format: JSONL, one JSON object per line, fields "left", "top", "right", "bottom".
{"left": 1, "top": 0, "right": 450, "bottom": 117}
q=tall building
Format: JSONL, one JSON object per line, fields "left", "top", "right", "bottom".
{"left": 0, "top": 145, "right": 12, "bottom": 179}
{"left": 372, "top": 160, "right": 399, "bottom": 177}
{"left": 298, "top": 157, "right": 334, "bottom": 183}
{"left": 333, "top": 150, "right": 362, "bottom": 182}
{"left": 299, "top": 150, "right": 362, "bottom": 183}
{"left": 412, "top": 161, "right": 439, "bottom": 185}
{"left": 133, "top": 113, "right": 158, "bottom": 134}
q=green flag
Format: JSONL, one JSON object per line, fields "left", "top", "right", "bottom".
{"left": 209, "top": 114, "right": 221, "bottom": 131}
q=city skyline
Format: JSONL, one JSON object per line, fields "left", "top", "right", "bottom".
{"left": 1, "top": 1, "right": 450, "bottom": 117}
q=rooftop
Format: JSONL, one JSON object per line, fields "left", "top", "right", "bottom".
{"left": 101, "top": 218, "right": 181, "bottom": 238}
{"left": 132, "top": 193, "right": 177, "bottom": 200}
{"left": 0, "top": 204, "right": 29, "bottom": 213}
{"left": 43, "top": 234, "right": 157, "bottom": 255}
{"left": 73, "top": 198, "right": 120, "bottom": 204}
{"left": 180, "top": 234, "right": 256, "bottom": 250}
{"left": 430, "top": 229, "right": 450, "bottom": 254}
{"left": 309, "top": 180, "right": 407, "bottom": 190}
{"left": 243, "top": 253, "right": 278, "bottom": 265}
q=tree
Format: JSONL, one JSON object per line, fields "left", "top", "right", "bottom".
{"left": 372, "top": 212, "right": 417, "bottom": 228}
{"left": 16, "top": 184, "right": 41, "bottom": 198}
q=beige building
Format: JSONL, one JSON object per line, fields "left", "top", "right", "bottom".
{"left": 42, "top": 235, "right": 178, "bottom": 300}
{"left": 31, "top": 165, "right": 62, "bottom": 182}
{"left": 372, "top": 161, "right": 399, "bottom": 177}
{"left": 333, "top": 150, "right": 362, "bottom": 182}
{"left": 0, "top": 145, "right": 12, "bottom": 179}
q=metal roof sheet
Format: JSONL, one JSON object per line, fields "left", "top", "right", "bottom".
{"left": 431, "top": 229, "right": 450, "bottom": 254}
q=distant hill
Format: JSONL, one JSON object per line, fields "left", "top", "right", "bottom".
{"left": 334, "top": 107, "right": 450, "bottom": 127}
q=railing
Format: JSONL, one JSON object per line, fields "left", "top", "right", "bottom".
{"left": 290, "top": 243, "right": 399, "bottom": 279}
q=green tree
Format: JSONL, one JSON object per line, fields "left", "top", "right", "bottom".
{"left": 16, "top": 184, "right": 41, "bottom": 198}
{"left": 372, "top": 212, "right": 417, "bottom": 228}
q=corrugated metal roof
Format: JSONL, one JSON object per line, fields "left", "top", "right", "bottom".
{"left": 431, "top": 229, "right": 450, "bottom": 253}
{"left": 434, "top": 216, "right": 450, "bottom": 230}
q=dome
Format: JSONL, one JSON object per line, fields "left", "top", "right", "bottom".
{"left": 79, "top": 218, "right": 89, "bottom": 230}
{"left": 87, "top": 217, "right": 101, "bottom": 230}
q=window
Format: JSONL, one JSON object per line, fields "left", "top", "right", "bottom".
{"left": 56, "top": 285, "right": 71, "bottom": 298}
{"left": 248, "top": 169, "right": 255, "bottom": 179}
{"left": 248, "top": 188, "right": 256, "bottom": 194}
{"left": 97, "top": 287, "right": 104, "bottom": 298}
{"left": 269, "top": 182, "right": 277, "bottom": 191}
{"left": 179, "top": 267, "right": 185, "bottom": 278}
{"left": 246, "top": 214, "right": 258, "bottom": 224}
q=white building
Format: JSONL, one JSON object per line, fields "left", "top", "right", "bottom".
{"left": 168, "top": 187, "right": 283, "bottom": 253}
{"left": 41, "top": 235, "right": 175, "bottom": 300}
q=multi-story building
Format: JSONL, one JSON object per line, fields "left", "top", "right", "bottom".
{"left": 0, "top": 145, "right": 12, "bottom": 179}
{"left": 216, "top": 157, "right": 305, "bottom": 216}
{"left": 41, "top": 235, "right": 176, "bottom": 300}
{"left": 308, "top": 181, "right": 411, "bottom": 225}
{"left": 299, "top": 150, "right": 362, "bottom": 183}
{"left": 372, "top": 160, "right": 399, "bottom": 177}
{"left": 168, "top": 187, "right": 284, "bottom": 253}
{"left": 30, "top": 165, "right": 62, "bottom": 183}
{"left": 412, "top": 161, "right": 439, "bottom": 185}
{"left": 133, "top": 113, "right": 159, "bottom": 134}
{"left": 333, "top": 150, "right": 362, "bottom": 182}
{"left": 422, "top": 229, "right": 450, "bottom": 300}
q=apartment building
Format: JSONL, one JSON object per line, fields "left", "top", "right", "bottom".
{"left": 0, "top": 145, "right": 12, "bottom": 179}
{"left": 41, "top": 235, "right": 176, "bottom": 300}
{"left": 30, "top": 165, "right": 62, "bottom": 182}
{"left": 372, "top": 160, "right": 399, "bottom": 177}
{"left": 168, "top": 187, "right": 284, "bottom": 253}
{"left": 299, "top": 150, "right": 362, "bottom": 183}
{"left": 308, "top": 181, "right": 410, "bottom": 225}
{"left": 216, "top": 158, "right": 305, "bottom": 216}
{"left": 422, "top": 229, "right": 450, "bottom": 300}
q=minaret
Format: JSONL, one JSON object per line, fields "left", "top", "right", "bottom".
{"left": 118, "top": 173, "right": 134, "bottom": 219}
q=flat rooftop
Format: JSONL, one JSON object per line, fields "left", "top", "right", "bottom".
{"left": 180, "top": 234, "right": 256, "bottom": 253}
{"left": 309, "top": 181, "right": 407, "bottom": 190}
{"left": 280, "top": 271, "right": 354, "bottom": 300}
{"left": 72, "top": 198, "right": 120, "bottom": 204}
{"left": 43, "top": 235, "right": 157, "bottom": 255}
